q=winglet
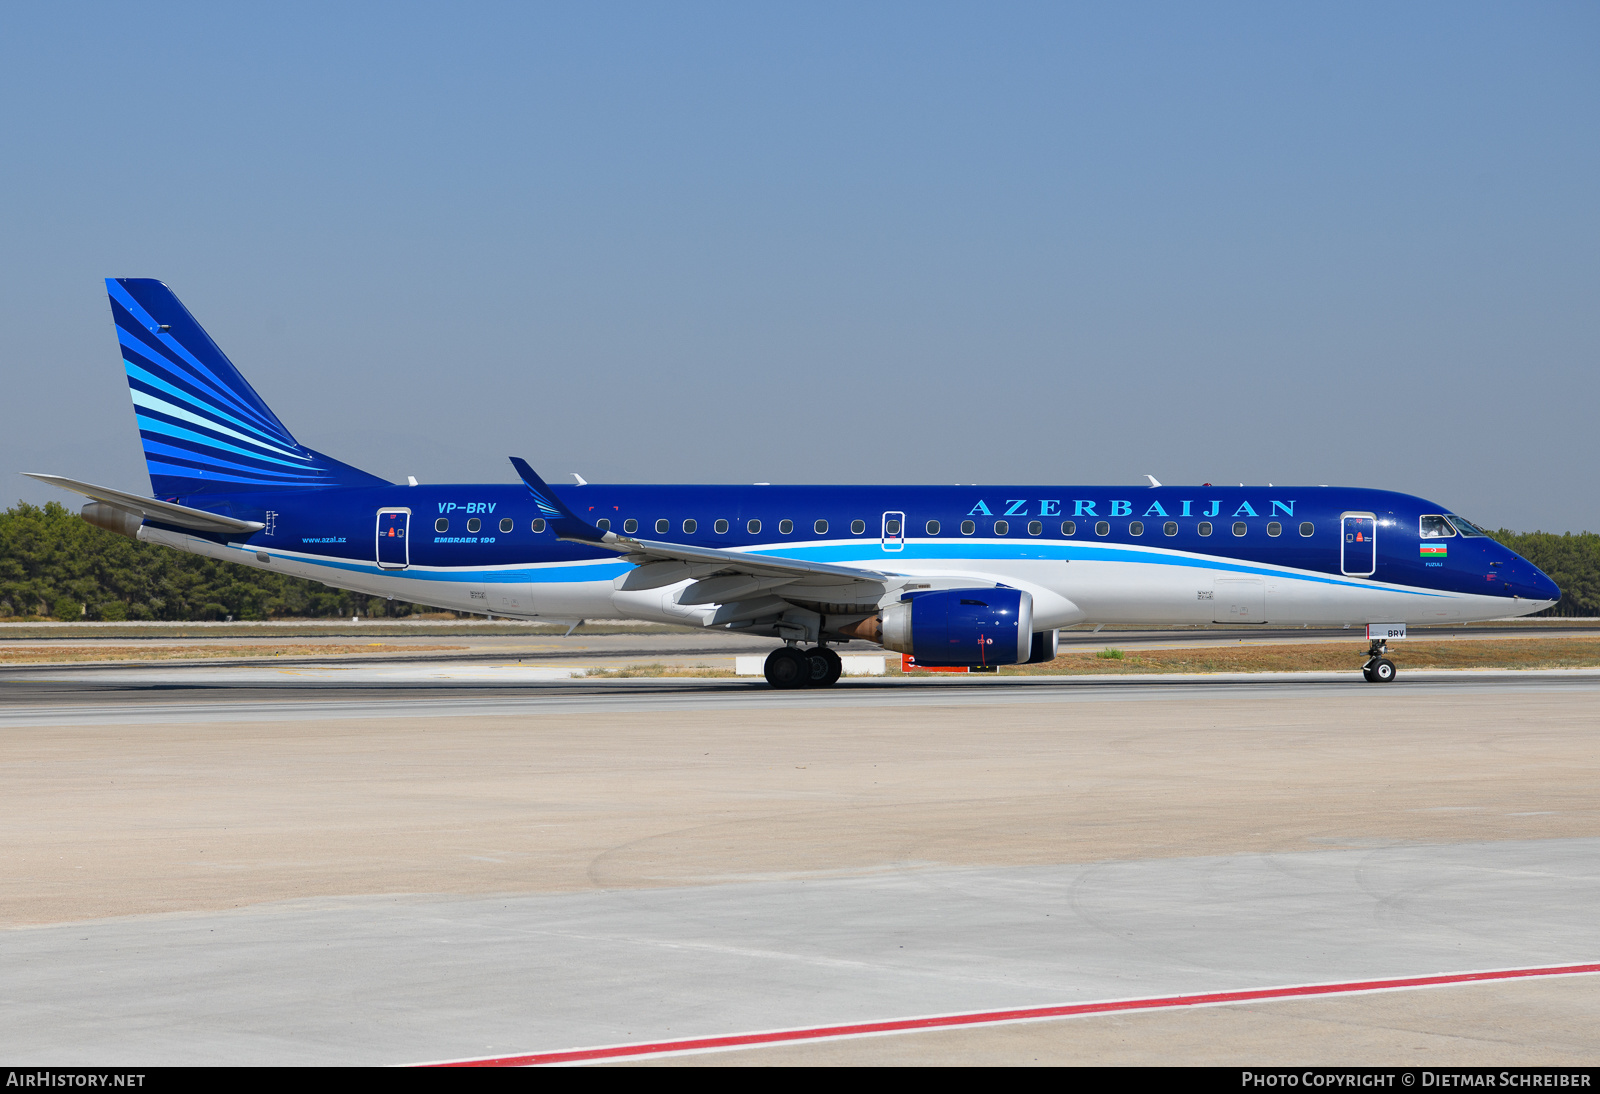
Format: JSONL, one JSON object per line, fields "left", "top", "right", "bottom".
{"left": 508, "top": 457, "right": 607, "bottom": 542}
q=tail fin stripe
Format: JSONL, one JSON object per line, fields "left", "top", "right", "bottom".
{"left": 130, "top": 410, "right": 322, "bottom": 485}
{"left": 129, "top": 388, "right": 306, "bottom": 460}
{"left": 114, "top": 315, "right": 286, "bottom": 439}
{"left": 139, "top": 441, "right": 328, "bottom": 484}
{"left": 136, "top": 417, "right": 320, "bottom": 471}
{"left": 125, "top": 360, "right": 297, "bottom": 449}
{"left": 106, "top": 284, "right": 282, "bottom": 429}
{"left": 108, "top": 278, "right": 391, "bottom": 495}
{"left": 108, "top": 289, "right": 294, "bottom": 441}
{"left": 141, "top": 457, "right": 312, "bottom": 490}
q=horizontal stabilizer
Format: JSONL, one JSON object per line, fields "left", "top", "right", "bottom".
{"left": 24, "top": 474, "right": 265, "bottom": 534}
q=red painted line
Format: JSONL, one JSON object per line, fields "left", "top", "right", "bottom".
{"left": 424, "top": 961, "right": 1600, "bottom": 1067}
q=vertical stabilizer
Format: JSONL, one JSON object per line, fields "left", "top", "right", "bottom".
{"left": 107, "top": 278, "right": 389, "bottom": 497}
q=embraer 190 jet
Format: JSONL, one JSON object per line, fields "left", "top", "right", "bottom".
{"left": 28, "top": 279, "right": 1561, "bottom": 688}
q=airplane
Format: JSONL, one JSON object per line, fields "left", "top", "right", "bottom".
{"left": 27, "top": 278, "right": 1562, "bottom": 688}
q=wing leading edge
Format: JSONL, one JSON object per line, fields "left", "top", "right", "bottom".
{"left": 507, "top": 457, "right": 947, "bottom": 636}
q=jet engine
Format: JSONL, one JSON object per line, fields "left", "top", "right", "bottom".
{"left": 81, "top": 501, "right": 143, "bottom": 540}
{"left": 871, "top": 588, "right": 1034, "bottom": 667}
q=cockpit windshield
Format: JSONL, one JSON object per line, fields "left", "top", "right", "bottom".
{"left": 1419, "top": 515, "right": 1455, "bottom": 538}
{"left": 1447, "top": 515, "right": 1490, "bottom": 537}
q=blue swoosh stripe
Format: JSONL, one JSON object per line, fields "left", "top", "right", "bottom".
{"left": 740, "top": 540, "right": 1447, "bottom": 597}
{"left": 139, "top": 435, "right": 329, "bottom": 479}
{"left": 110, "top": 304, "right": 285, "bottom": 435}
{"left": 108, "top": 283, "right": 288, "bottom": 435}
{"left": 123, "top": 358, "right": 298, "bottom": 451}
{"left": 135, "top": 414, "right": 314, "bottom": 470}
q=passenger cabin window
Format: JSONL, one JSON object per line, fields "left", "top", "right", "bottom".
{"left": 467, "top": 517, "right": 481, "bottom": 533}
{"left": 1027, "top": 520, "right": 1042, "bottom": 536}
{"left": 1299, "top": 522, "right": 1313, "bottom": 537}
{"left": 779, "top": 519, "right": 793, "bottom": 534}
{"left": 851, "top": 519, "right": 866, "bottom": 534}
{"left": 655, "top": 519, "right": 669, "bottom": 534}
{"left": 1232, "top": 521, "right": 1247, "bottom": 536}
{"left": 1198, "top": 522, "right": 1213, "bottom": 536}
{"left": 1095, "top": 521, "right": 1110, "bottom": 536}
{"left": 926, "top": 519, "right": 940, "bottom": 535}
{"left": 1061, "top": 521, "right": 1076, "bottom": 536}
{"left": 683, "top": 519, "right": 697, "bottom": 534}
{"left": 499, "top": 518, "right": 513, "bottom": 533}
{"left": 961, "top": 520, "right": 975, "bottom": 535}
{"left": 1419, "top": 514, "right": 1456, "bottom": 538}
{"left": 532, "top": 518, "right": 546, "bottom": 533}
{"left": 1267, "top": 522, "right": 1281, "bottom": 537}
{"left": 596, "top": 518, "right": 610, "bottom": 531}
{"left": 885, "top": 519, "right": 901, "bottom": 535}
{"left": 746, "top": 519, "right": 761, "bottom": 534}
{"left": 1163, "top": 521, "right": 1177, "bottom": 536}
{"left": 814, "top": 519, "right": 828, "bottom": 534}
{"left": 436, "top": 518, "right": 449, "bottom": 532}
{"left": 1128, "top": 521, "right": 1143, "bottom": 536}
{"left": 714, "top": 519, "right": 728, "bottom": 534}
{"left": 623, "top": 518, "right": 638, "bottom": 534}
{"left": 994, "top": 520, "right": 1009, "bottom": 535}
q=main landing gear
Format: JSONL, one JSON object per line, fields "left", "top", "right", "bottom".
{"left": 1362, "top": 639, "right": 1397, "bottom": 684}
{"left": 763, "top": 645, "right": 843, "bottom": 689}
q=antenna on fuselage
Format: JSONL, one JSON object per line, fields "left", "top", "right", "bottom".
{"left": 571, "top": 473, "right": 588, "bottom": 486}
{"left": 1145, "top": 475, "right": 1162, "bottom": 487}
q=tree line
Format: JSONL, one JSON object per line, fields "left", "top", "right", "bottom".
{"left": 1, "top": 500, "right": 1597, "bottom": 620}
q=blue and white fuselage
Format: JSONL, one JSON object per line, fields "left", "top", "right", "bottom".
{"left": 30, "top": 279, "right": 1560, "bottom": 687}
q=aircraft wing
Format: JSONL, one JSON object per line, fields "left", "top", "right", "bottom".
{"left": 23, "top": 473, "right": 266, "bottom": 534}
{"left": 508, "top": 457, "right": 902, "bottom": 608}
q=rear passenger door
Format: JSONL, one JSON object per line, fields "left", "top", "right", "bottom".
{"left": 376, "top": 508, "right": 410, "bottom": 569}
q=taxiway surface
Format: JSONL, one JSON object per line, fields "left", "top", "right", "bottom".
{"left": 2, "top": 664, "right": 1597, "bottom": 1064}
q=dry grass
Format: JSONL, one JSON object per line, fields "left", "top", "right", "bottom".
{"left": 0, "top": 644, "right": 468, "bottom": 664}
{"left": 999, "top": 637, "right": 1600, "bottom": 675}
{"left": 580, "top": 663, "right": 737, "bottom": 679}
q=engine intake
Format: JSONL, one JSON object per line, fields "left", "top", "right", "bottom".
{"left": 878, "top": 588, "right": 1033, "bottom": 666}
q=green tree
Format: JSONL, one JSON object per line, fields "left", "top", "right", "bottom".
{"left": 1491, "top": 529, "right": 1600, "bottom": 617}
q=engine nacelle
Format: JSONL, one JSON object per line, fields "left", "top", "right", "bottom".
{"left": 880, "top": 588, "right": 1033, "bottom": 666}
{"left": 81, "top": 501, "right": 143, "bottom": 540}
{"left": 1026, "top": 628, "right": 1059, "bottom": 664}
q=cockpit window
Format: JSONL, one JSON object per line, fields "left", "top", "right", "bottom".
{"left": 1447, "top": 515, "right": 1490, "bottom": 537}
{"left": 1419, "top": 514, "right": 1455, "bottom": 539}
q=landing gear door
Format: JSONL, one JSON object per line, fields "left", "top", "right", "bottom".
{"left": 1341, "top": 512, "right": 1376, "bottom": 576}
{"left": 881, "top": 510, "right": 905, "bottom": 552}
{"left": 377, "top": 508, "right": 410, "bottom": 570}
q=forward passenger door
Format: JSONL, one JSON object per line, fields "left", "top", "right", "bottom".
{"left": 1341, "top": 513, "right": 1376, "bottom": 576}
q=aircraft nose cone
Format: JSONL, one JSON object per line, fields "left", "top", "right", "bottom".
{"left": 1530, "top": 569, "right": 1561, "bottom": 604}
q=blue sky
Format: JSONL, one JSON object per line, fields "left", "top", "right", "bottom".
{"left": 2, "top": 2, "right": 1596, "bottom": 531}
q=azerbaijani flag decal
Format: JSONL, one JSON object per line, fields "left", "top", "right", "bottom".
{"left": 1420, "top": 543, "right": 1448, "bottom": 558}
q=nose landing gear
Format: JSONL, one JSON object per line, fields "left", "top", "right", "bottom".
{"left": 763, "top": 645, "right": 843, "bottom": 689}
{"left": 1362, "top": 639, "right": 1397, "bottom": 683}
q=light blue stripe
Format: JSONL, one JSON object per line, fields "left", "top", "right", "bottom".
{"left": 739, "top": 539, "right": 1446, "bottom": 597}
{"left": 123, "top": 358, "right": 294, "bottom": 450}
{"left": 107, "top": 281, "right": 284, "bottom": 433}
{"left": 143, "top": 457, "right": 324, "bottom": 488}
{"left": 137, "top": 416, "right": 318, "bottom": 472}
{"left": 108, "top": 286, "right": 283, "bottom": 434}
{"left": 262, "top": 552, "right": 632, "bottom": 585}
{"left": 140, "top": 439, "right": 322, "bottom": 484}
{"left": 129, "top": 388, "right": 308, "bottom": 460}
